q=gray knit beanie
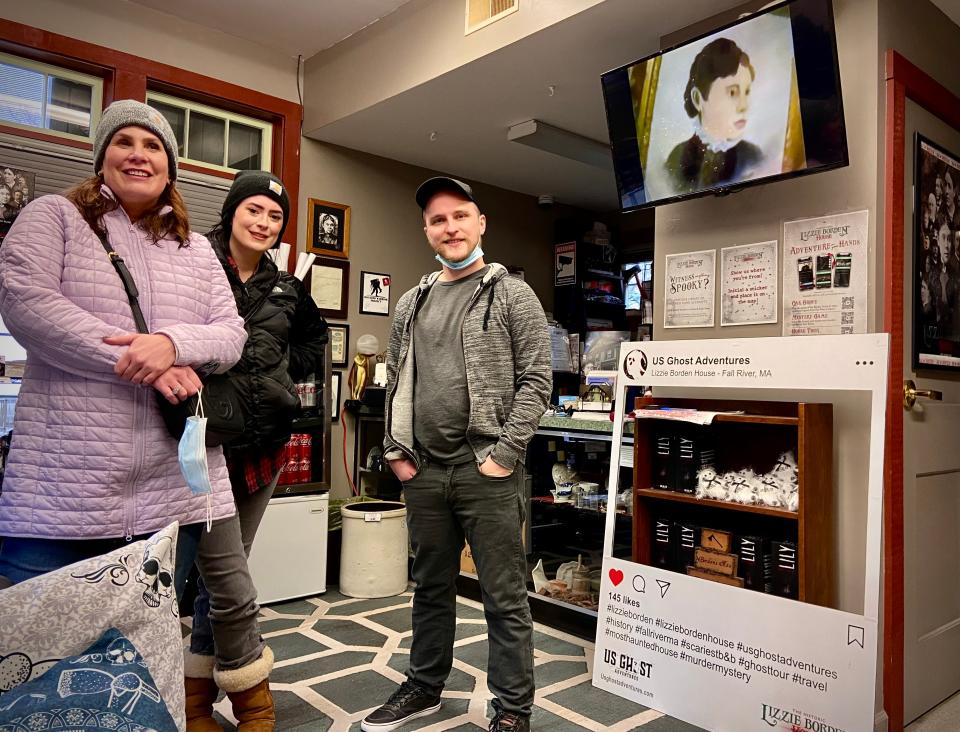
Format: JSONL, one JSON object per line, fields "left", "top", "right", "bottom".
{"left": 93, "top": 100, "right": 179, "bottom": 182}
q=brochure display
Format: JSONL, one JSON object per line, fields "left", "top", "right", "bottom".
{"left": 595, "top": 335, "right": 887, "bottom": 732}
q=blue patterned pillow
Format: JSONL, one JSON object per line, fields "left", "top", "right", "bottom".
{"left": 0, "top": 627, "right": 177, "bottom": 732}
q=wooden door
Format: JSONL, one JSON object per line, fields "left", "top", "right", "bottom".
{"left": 902, "top": 99, "right": 960, "bottom": 723}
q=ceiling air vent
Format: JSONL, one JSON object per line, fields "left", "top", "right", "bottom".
{"left": 465, "top": 0, "right": 519, "bottom": 35}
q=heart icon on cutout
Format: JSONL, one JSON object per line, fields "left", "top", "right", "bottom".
{"left": 609, "top": 568, "right": 624, "bottom": 586}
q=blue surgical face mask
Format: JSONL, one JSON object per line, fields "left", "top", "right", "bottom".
{"left": 435, "top": 245, "right": 484, "bottom": 270}
{"left": 178, "top": 394, "right": 213, "bottom": 530}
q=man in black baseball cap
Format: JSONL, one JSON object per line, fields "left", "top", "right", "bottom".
{"left": 362, "top": 177, "right": 550, "bottom": 732}
{"left": 414, "top": 176, "right": 476, "bottom": 210}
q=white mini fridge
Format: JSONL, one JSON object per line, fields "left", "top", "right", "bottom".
{"left": 247, "top": 493, "right": 329, "bottom": 604}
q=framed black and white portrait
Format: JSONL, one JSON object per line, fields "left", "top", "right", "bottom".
{"left": 307, "top": 199, "right": 350, "bottom": 259}
{"left": 359, "top": 271, "right": 391, "bottom": 316}
{"left": 914, "top": 134, "right": 960, "bottom": 370}
{"left": 0, "top": 165, "right": 36, "bottom": 243}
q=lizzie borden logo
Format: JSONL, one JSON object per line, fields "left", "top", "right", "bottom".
{"left": 761, "top": 703, "right": 845, "bottom": 732}
{"left": 622, "top": 348, "right": 648, "bottom": 380}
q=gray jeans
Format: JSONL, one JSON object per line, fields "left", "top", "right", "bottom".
{"left": 190, "top": 472, "right": 277, "bottom": 670}
{"left": 404, "top": 459, "right": 534, "bottom": 716}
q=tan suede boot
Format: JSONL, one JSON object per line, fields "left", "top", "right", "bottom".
{"left": 183, "top": 650, "right": 222, "bottom": 732}
{"left": 213, "top": 647, "right": 275, "bottom": 731}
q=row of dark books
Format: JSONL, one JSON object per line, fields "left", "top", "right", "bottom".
{"left": 652, "top": 424, "right": 714, "bottom": 494}
{"left": 651, "top": 518, "right": 797, "bottom": 599}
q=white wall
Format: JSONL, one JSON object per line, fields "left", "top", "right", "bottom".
{"left": 1, "top": 0, "right": 299, "bottom": 102}
{"left": 301, "top": 0, "right": 605, "bottom": 133}
{"left": 651, "top": 0, "right": 882, "bottom": 616}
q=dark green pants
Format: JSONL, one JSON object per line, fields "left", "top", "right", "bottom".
{"left": 403, "top": 458, "right": 533, "bottom": 716}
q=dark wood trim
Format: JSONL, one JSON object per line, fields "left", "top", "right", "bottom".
{"left": 0, "top": 16, "right": 302, "bottom": 251}
{"left": 882, "top": 52, "right": 906, "bottom": 732}
{"left": 0, "top": 123, "right": 92, "bottom": 151}
{"left": 882, "top": 48, "right": 960, "bottom": 732}
{"left": 112, "top": 69, "right": 146, "bottom": 104}
{"left": 179, "top": 162, "right": 236, "bottom": 180}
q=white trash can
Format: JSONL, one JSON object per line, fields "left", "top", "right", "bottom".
{"left": 339, "top": 501, "right": 408, "bottom": 598}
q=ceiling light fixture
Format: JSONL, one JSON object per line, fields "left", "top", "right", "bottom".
{"left": 429, "top": 131, "right": 439, "bottom": 141}
{"left": 507, "top": 119, "right": 611, "bottom": 170}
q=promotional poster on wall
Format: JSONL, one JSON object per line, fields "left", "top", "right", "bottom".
{"left": 720, "top": 241, "right": 777, "bottom": 326}
{"left": 781, "top": 210, "right": 868, "bottom": 336}
{"left": 913, "top": 135, "right": 960, "bottom": 369}
{"left": 664, "top": 249, "right": 716, "bottom": 328}
{"left": 359, "top": 271, "right": 391, "bottom": 316}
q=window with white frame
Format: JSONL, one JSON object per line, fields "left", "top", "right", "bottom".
{"left": 146, "top": 92, "right": 272, "bottom": 172}
{"left": 0, "top": 52, "right": 103, "bottom": 141}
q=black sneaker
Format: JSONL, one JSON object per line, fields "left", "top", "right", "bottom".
{"left": 360, "top": 681, "right": 441, "bottom": 732}
{"left": 489, "top": 709, "right": 531, "bottom": 731}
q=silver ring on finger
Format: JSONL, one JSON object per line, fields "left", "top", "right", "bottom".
{"left": 171, "top": 384, "right": 182, "bottom": 396}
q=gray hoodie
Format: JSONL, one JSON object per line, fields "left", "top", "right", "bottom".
{"left": 383, "top": 263, "right": 552, "bottom": 470}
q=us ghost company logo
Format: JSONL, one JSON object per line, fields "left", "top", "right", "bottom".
{"left": 622, "top": 348, "right": 648, "bottom": 380}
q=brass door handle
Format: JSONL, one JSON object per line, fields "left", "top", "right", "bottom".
{"left": 903, "top": 380, "right": 943, "bottom": 410}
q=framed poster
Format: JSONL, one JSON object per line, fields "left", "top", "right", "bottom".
{"left": 914, "top": 134, "right": 960, "bottom": 369}
{"left": 330, "top": 371, "right": 342, "bottom": 421}
{"left": 309, "top": 258, "right": 349, "bottom": 320}
{"left": 720, "top": 240, "right": 778, "bottom": 326}
{"left": 0, "top": 165, "right": 36, "bottom": 243}
{"left": 664, "top": 249, "right": 716, "bottom": 328}
{"left": 359, "top": 270, "right": 391, "bottom": 316}
{"left": 781, "top": 210, "right": 868, "bottom": 337}
{"left": 306, "top": 199, "right": 350, "bottom": 259}
{"left": 328, "top": 323, "right": 349, "bottom": 367}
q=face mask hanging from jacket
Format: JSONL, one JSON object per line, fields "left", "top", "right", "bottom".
{"left": 177, "top": 388, "right": 213, "bottom": 531}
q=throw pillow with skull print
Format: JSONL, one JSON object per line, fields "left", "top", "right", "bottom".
{"left": 0, "top": 523, "right": 185, "bottom": 730}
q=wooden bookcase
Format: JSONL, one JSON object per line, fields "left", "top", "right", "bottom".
{"left": 632, "top": 398, "right": 834, "bottom": 607}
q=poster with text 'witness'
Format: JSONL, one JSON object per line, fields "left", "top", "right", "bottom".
{"left": 782, "top": 210, "right": 868, "bottom": 336}
{"left": 664, "top": 249, "right": 716, "bottom": 328}
{"left": 595, "top": 335, "right": 887, "bottom": 732}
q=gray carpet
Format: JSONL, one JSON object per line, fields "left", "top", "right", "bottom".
{"left": 189, "top": 589, "right": 704, "bottom": 731}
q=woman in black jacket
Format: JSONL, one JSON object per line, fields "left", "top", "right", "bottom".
{"left": 184, "top": 170, "right": 327, "bottom": 731}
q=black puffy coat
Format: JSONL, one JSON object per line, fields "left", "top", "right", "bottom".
{"left": 209, "top": 230, "right": 328, "bottom": 451}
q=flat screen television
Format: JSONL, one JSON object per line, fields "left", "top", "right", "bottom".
{"left": 601, "top": 0, "right": 847, "bottom": 212}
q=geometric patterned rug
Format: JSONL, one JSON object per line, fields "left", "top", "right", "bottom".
{"left": 187, "top": 587, "right": 704, "bottom": 731}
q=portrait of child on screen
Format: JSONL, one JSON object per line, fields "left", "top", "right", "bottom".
{"left": 664, "top": 38, "right": 763, "bottom": 194}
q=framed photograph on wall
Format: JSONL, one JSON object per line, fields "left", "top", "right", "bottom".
{"left": 0, "top": 165, "right": 36, "bottom": 244}
{"left": 359, "top": 270, "right": 391, "bottom": 316}
{"left": 309, "top": 258, "right": 349, "bottom": 320}
{"left": 331, "top": 371, "right": 342, "bottom": 421}
{"left": 306, "top": 199, "right": 350, "bottom": 259}
{"left": 328, "top": 323, "right": 349, "bottom": 367}
{"left": 914, "top": 134, "right": 960, "bottom": 370}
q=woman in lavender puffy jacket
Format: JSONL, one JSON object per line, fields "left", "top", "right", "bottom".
{"left": 0, "top": 100, "right": 246, "bottom": 594}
